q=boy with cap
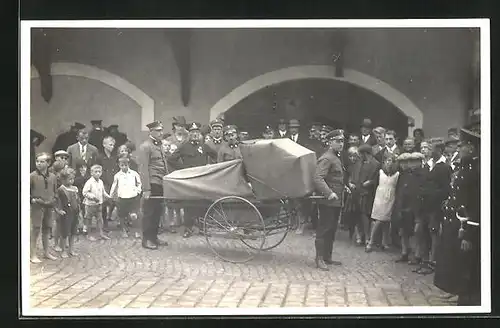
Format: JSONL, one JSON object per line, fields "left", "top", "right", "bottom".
{"left": 392, "top": 152, "right": 427, "bottom": 264}
{"left": 30, "top": 152, "right": 58, "bottom": 262}
{"left": 138, "top": 120, "right": 170, "bottom": 249}
{"left": 434, "top": 125, "right": 480, "bottom": 305}
{"left": 217, "top": 125, "right": 243, "bottom": 163}
{"left": 313, "top": 129, "right": 346, "bottom": 270}
{"left": 54, "top": 150, "right": 70, "bottom": 168}
{"left": 178, "top": 122, "right": 209, "bottom": 238}
{"left": 204, "top": 119, "right": 224, "bottom": 164}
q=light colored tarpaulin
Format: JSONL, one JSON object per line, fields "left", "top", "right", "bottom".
{"left": 239, "top": 138, "right": 317, "bottom": 199}
{"left": 163, "top": 159, "right": 254, "bottom": 200}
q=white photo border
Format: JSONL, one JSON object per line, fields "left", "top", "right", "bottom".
{"left": 20, "top": 18, "right": 491, "bottom": 316}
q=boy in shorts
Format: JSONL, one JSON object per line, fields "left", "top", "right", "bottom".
{"left": 82, "top": 164, "right": 111, "bottom": 241}
{"left": 30, "top": 153, "right": 58, "bottom": 263}
{"left": 110, "top": 156, "right": 142, "bottom": 238}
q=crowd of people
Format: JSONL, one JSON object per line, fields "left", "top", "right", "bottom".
{"left": 29, "top": 114, "right": 481, "bottom": 306}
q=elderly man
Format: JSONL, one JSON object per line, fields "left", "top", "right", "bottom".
{"left": 434, "top": 125, "right": 480, "bottom": 305}
{"left": 138, "top": 120, "right": 170, "bottom": 250}
{"left": 313, "top": 129, "right": 346, "bottom": 270}
{"left": 67, "top": 128, "right": 99, "bottom": 170}
{"left": 217, "top": 125, "right": 243, "bottom": 163}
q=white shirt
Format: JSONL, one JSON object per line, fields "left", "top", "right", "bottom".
{"left": 110, "top": 169, "right": 142, "bottom": 199}
{"left": 291, "top": 133, "right": 298, "bottom": 143}
{"left": 427, "top": 155, "right": 447, "bottom": 171}
{"left": 82, "top": 177, "right": 109, "bottom": 205}
{"left": 362, "top": 134, "right": 370, "bottom": 143}
{"left": 450, "top": 151, "right": 459, "bottom": 170}
{"left": 279, "top": 130, "right": 287, "bottom": 137}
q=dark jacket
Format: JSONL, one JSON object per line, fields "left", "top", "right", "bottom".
{"left": 138, "top": 137, "right": 170, "bottom": 191}
{"left": 95, "top": 150, "right": 119, "bottom": 189}
{"left": 348, "top": 156, "right": 380, "bottom": 214}
{"left": 217, "top": 142, "right": 243, "bottom": 163}
{"left": 393, "top": 166, "right": 427, "bottom": 220}
{"left": 314, "top": 150, "right": 344, "bottom": 207}
{"left": 288, "top": 133, "right": 307, "bottom": 147}
{"left": 52, "top": 130, "right": 77, "bottom": 155}
{"left": 360, "top": 133, "right": 377, "bottom": 147}
{"left": 179, "top": 141, "right": 208, "bottom": 169}
{"left": 374, "top": 146, "right": 402, "bottom": 163}
{"left": 203, "top": 138, "right": 224, "bottom": 164}
{"left": 421, "top": 159, "right": 453, "bottom": 212}
{"left": 88, "top": 128, "right": 106, "bottom": 153}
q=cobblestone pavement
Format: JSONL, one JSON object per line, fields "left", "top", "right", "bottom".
{"left": 28, "top": 227, "right": 456, "bottom": 309}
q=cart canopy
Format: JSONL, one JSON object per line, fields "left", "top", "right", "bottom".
{"left": 163, "top": 159, "right": 254, "bottom": 200}
{"left": 239, "top": 138, "right": 317, "bottom": 199}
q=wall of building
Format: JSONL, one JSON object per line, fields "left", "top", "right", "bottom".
{"left": 30, "top": 27, "right": 477, "bottom": 153}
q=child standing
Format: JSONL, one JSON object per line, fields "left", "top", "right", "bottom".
{"left": 55, "top": 168, "right": 80, "bottom": 258}
{"left": 30, "top": 153, "right": 58, "bottom": 263}
{"left": 82, "top": 164, "right": 111, "bottom": 241}
{"left": 74, "top": 160, "right": 90, "bottom": 234}
{"left": 109, "top": 156, "right": 142, "bottom": 238}
{"left": 366, "top": 154, "right": 400, "bottom": 252}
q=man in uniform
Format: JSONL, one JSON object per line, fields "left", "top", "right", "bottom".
{"left": 313, "top": 129, "right": 346, "bottom": 270}
{"left": 106, "top": 124, "right": 128, "bottom": 149}
{"left": 434, "top": 125, "right": 480, "bottom": 306}
{"left": 52, "top": 122, "right": 85, "bottom": 156}
{"left": 445, "top": 135, "right": 461, "bottom": 170}
{"left": 204, "top": 119, "right": 224, "bottom": 164}
{"left": 319, "top": 125, "right": 333, "bottom": 153}
{"left": 276, "top": 118, "right": 289, "bottom": 138}
{"left": 239, "top": 131, "right": 250, "bottom": 141}
{"left": 178, "top": 122, "right": 209, "bottom": 238}
{"left": 138, "top": 120, "right": 170, "bottom": 250}
{"left": 89, "top": 120, "right": 106, "bottom": 153}
{"left": 31, "top": 130, "right": 46, "bottom": 172}
{"left": 262, "top": 125, "right": 276, "bottom": 139}
{"left": 217, "top": 125, "right": 243, "bottom": 163}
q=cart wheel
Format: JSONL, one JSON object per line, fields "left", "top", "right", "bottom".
{"left": 242, "top": 199, "right": 292, "bottom": 251}
{"left": 204, "top": 196, "right": 266, "bottom": 263}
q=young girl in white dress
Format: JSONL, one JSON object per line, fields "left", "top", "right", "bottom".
{"left": 366, "top": 153, "right": 399, "bottom": 252}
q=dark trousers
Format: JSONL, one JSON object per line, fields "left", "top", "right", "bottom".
{"left": 315, "top": 205, "right": 340, "bottom": 260}
{"left": 141, "top": 184, "right": 163, "bottom": 242}
{"left": 301, "top": 199, "right": 319, "bottom": 229}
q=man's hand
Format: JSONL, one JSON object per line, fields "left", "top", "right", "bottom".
{"left": 143, "top": 190, "right": 151, "bottom": 200}
{"left": 328, "top": 192, "right": 339, "bottom": 201}
{"left": 362, "top": 180, "right": 372, "bottom": 188}
{"left": 348, "top": 183, "right": 356, "bottom": 190}
{"left": 461, "top": 239, "right": 472, "bottom": 252}
{"left": 57, "top": 209, "right": 66, "bottom": 216}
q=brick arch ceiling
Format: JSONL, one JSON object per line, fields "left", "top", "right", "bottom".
{"left": 209, "top": 65, "right": 423, "bottom": 133}
{"left": 31, "top": 62, "right": 155, "bottom": 131}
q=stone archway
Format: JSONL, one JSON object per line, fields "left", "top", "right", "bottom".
{"left": 31, "top": 62, "right": 155, "bottom": 131}
{"left": 209, "top": 65, "right": 423, "bottom": 136}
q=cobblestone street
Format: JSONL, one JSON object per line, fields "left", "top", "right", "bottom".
{"left": 28, "top": 228, "right": 455, "bottom": 310}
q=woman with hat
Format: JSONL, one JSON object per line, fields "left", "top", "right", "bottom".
{"left": 434, "top": 125, "right": 480, "bottom": 305}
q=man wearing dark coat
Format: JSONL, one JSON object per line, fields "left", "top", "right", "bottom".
{"left": 360, "top": 118, "right": 377, "bottom": 147}
{"left": 52, "top": 122, "right": 85, "bottom": 156}
{"left": 434, "top": 126, "right": 480, "bottom": 306}
{"left": 276, "top": 118, "right": 289, "bottom": 138}
{"left": 313, "top": 129, "right": 346, "bottom": 270}
{"left": 203, "top": 119, "right": 224, "bottom": 164}
{"left": 288, "top": 119, "right": 306, "bottom": 146}
{"left": 178, "top": 122, "right": 209, "bottom": 238}
{"left": 88, "top": 120, "right": 106, "bottom": 153}
{"left": 31, "top": 130, "right": 46, "bottom": 172}
{"left": 347, "top": 144, "right": 380, "bottom": 245}
{"left": 138, "top": 120, "right": 170, "bottom": 250}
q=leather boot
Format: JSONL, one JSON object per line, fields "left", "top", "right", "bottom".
{"left": 315, "top": 240, "right": 329, "bottom": 271}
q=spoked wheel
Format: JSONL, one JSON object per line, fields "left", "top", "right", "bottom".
{"left": 243, "top": 199, "right": 292, "bottom": 251}
{"left": 203, "top": 196, "right": 266, "bottom": 263}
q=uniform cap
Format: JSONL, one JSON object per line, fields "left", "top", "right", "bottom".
{"left": 321, "top": 125, "right": 333, "bottom": 133}
{"left": 361, "top": 118, "right": 372, "bottom": 128}
{"left": 108, "top": 124, "right": 119, "bottom": 129}
{"left": 264, "top": 125, "right": 274, "bottom": 133}
{"left": 90, "top": 120, "right": 102, "bottom": 125}
{"left": 460, "top": 123, "right": 480, "bottom": 147}
{"left": 288, "top": 119, "right": 300, "bottom": 128}
{"left": 54, "top": 150, "right": 69, "bottom": 157}
{"left": 326, "top": 129, "right": 345, "bottom": 140}
{"left": 210, "top": 119, "right": 223, "bottom": 128}
{"left": 146, "top": 121, "right": 163, "bottom": 130}
{"left": 188, "top": 122, "right": 201, "bottom": 131}
{"left": 73, "top": 122, "right": 86, "bottom": 130}
{"left": 223, "top": 125, "right": 238, "bottom": 135}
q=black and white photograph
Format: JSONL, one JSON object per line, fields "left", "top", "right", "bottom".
{"left": 21, "top": 19, "right": 490, "bottom": 316}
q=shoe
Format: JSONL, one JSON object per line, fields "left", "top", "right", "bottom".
{"left": 44, "top": 252, "right": 58, "bottom": 261}
{"left": 155, "top": 238, "right": 168, "bottom": 246}
{"left": 142, "top": 240, "right": 158, "bottom": 250}
{"left": 87, "top": 236, "right": 97, "bottom": 242}
{"left": 323, "top": 258, "right": 342, "bottom": 266}
{"left": 61, "top": 252, "right": 69, "bottom": 258}
{"left": 100, "top": 234, "right": 111, "bottom": 240}
{"left": 395, "top": 254, "right": 409, "bottom": 263}
{"left": 53, "top": 245, "right": 63, "bottom": 252}
{"left": 315, "top": 257, "right": 329, "bottom": 271}
{"left": 30, "top": 255, "right": 42, "bottom": 264}
{"left": 365, "top": 246, "right": 373, "bottom": 253}
{"left": 69, "top": 251, "right": 79, "bottom": 257}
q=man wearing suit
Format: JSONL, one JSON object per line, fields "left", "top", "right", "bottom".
{"left": 276, "top": 118, "right": 289, "bottom": 138}
{"left": 67, "top": 128, "right": 99, "bottom": 170}
{"left": 347, "top": 144, "right": 381, "bottom": 245}
{"left": 360, "top": 118, "right": 377, "bottom": 147}
{"left": 288, "top": 119, "right": 305, "bottom": 146}
{"left": 375, "top": 130, "right": 401, "bottom": 163}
